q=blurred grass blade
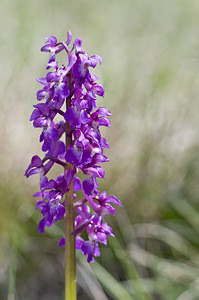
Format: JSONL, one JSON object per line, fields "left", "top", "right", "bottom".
{"left": 176, "top": 288, "right": 199, "bottom": 300}
{"left": 82, "top": 259, "right": 135, "bottom": 300}
{"left": 170, "top": 198, "right": 199, "bottom": 232}
{"left": 132, "top": 223, "right": 197, "bottom": 259}
{"left": 7, "top": 244, "right": 17, "bottom": 300}
{"left": 110, "top": 237, "right": 152, "bottom": 300}
{"left": 129, "top": 244, "right": 199, "bottom": 282}
{"left": 78, "top": 263, "right": 109, "bottom": 300}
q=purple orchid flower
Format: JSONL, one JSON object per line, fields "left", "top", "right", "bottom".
{"left": 25, "top": 30, "right": 121, "bottom": 263}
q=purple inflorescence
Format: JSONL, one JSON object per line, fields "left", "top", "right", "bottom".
{"left": 25, "top": 31, "right": 122, "bottom": 263}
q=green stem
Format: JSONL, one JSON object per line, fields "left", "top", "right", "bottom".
{"left": 64, "top": 83, "right": 76, "bottom": 300}
{"left": 64, "top": 175, "right": 76, "bottom": 300}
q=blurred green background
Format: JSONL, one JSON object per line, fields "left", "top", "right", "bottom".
{"left": 1, "top": 0, "right": 199, "bottom": 299}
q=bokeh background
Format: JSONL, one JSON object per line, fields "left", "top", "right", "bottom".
{"left": 1, "top": 0, "right": 199, "bottom": 299}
